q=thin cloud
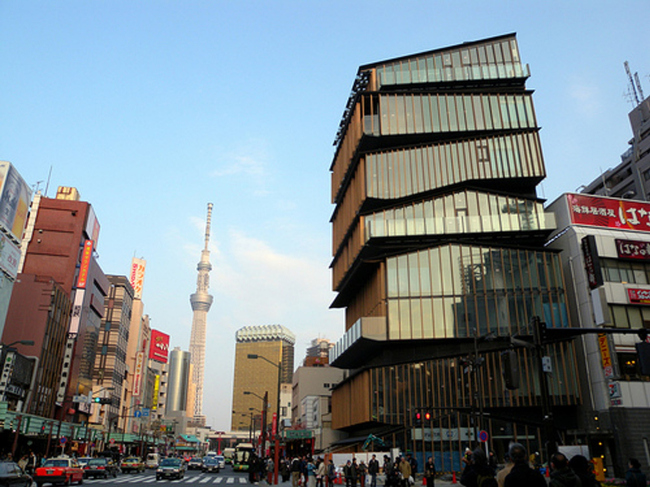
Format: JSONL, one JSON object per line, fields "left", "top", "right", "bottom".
{"left": 568, "top": 77, "right": 601, "bottom": 117}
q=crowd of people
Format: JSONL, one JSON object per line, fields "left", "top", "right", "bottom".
{"left": 458, "top": 443, "right": 648, "bottom": 487}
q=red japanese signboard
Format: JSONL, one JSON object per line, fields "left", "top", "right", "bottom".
{"left": 76, "top": 240, "right": 94, "bottom": 288}
{"left": 567, "top": 193, "right": 650, "bottom": 231}
{"left": 615, "top": 239, "right": 650, "bottom": 260}
{"left": 149, "top": 329, "right": 170, "bottom": 363}
{"left": 627, "top": 288, "right": 650, "bottom": 305}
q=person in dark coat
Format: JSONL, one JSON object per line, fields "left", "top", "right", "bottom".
{"left": 460, "top": 449, "right": 494, "bottom": 487}
{"left": 504, "top": 443, "right": 546, "bottom": 487}
{"left": 626, "top": 458, "right": 647, "bottom": 487}
{"left": 549, "top": 453, "right": 582, "bottom": 487}
{"left": 368, "top": 455, "right": 379, "bottom": 487}
{"left": 424, "top": 456, "right": 436, "bottom": 487}
{"left": 568, "top": 455, "right": 599, "bottom": 487}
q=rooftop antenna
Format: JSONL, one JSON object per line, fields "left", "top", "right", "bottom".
{"left": 625, "top": 61, "right": 641, "bottom": 106}
{"left": 44, "top": 165, "right": 53, "bottom": 197}
{"left": 634, "top": 72, "right": 645, "bottom": 102}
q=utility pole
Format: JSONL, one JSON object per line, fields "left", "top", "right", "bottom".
{"left": 532, "top": 317, "right": 558, "bottom": 462}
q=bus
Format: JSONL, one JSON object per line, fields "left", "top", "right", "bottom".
{"left": 223, "top": 448, "right": 235, "bottom": 465}
{"left": 232, "top": 443, "right": 256, "bottom": 471}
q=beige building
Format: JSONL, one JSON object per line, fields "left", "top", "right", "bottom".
{"left": 231, "top": 325, "right": 295, "bottom": 431}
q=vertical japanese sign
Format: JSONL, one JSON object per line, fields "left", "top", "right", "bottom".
{"left": 598, "top": 333, "right": 614, "bottom": 379}
{"left": 133, "top": 352, "right": 144, "bottom": 397}
{"left": 152, "top": 374, "right": 160, "bottom": 410}
{"left": 581, "top": 235, "right": 603, "bottom": 289}
{"left": 129, "top": 258, "right": 146, "bottom": 300}
{"left": 76, "top": 240, "right": 94, "bottom": 288}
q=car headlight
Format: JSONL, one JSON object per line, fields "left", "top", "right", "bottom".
{"left": 157, "top": 469, "right": 163, "bottom": 473}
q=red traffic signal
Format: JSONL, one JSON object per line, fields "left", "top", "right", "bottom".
{"left": 424, "top": 411, "right": 431, "bottom": 421}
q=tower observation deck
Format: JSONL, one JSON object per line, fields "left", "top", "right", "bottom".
{"left": 189, "top": 203, "right": 214, "bottom": 424}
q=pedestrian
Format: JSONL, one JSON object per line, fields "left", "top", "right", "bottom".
{"left": 568, "top": 455, "right": 600, "bottom": 487}
{"left": 291, "top": 456, "right": 302, "bottom": 487}
{"left": 495, "top": 451, "right": 513, "bottom": 487}
{"left": 368, "top": 454, "right": 379, "bottom": 487}
{"left": 327, "top": 459, "right": 337, "bottom": 487}
{"left": 504, "top": 443, "right": 545, "bottom": 487}
{"left": 460, "top": 448, "right": 495, "bottom": 487}
{"left": 407, "top": 454, "right": 418, "bottom": 477}
{"left": 358, "top": 461, "right": 367, "bottom": 487}
{"left": 350, "top": 459, "right": 359, "bottom": 487}
{"left": 306, "top": 457, "right": 317, "bottom": 487}
{"left": 317, "top": 458, "right": 326, "bottom": 487}
{"left": 344, "top": 460, "right": 353, "bottom": 487}
{"left": 549, "top": 453, "right": 581, "bottom": 487}
{"left": 398, "top": 456, "right": 412, "bottom": 487}
{"left": 626, "top": 458, "right": 647, "bottom": 487}
{"left": 27, "top": 451, "right": 38, "bottom": 475}
{"left": 424, "top": 456, "right": 436, "bottom": 487}
{"left": 281, "top": 458, "right": 290, "bottom": 482}
{"left": 383, "top": 456, "right": 395, "bottom": 487}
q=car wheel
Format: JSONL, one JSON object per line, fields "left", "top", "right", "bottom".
{"left": 79, "top": 477, "right": 83, "bottom": 485}
{"left": 65, "top": 476, "right": 72, "bottom": 487}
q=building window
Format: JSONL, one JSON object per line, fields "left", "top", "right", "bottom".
{"left": 324, "top": 383, "right": 330, "bottom": 388}
{"left": 608, "top": 304, "right": 650, "bottom": 329}
{"left": 602, "top": 258, "right": 650, "bottom": 285}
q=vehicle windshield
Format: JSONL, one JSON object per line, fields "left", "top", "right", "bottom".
{"left": 160, "top": 459, "right": 181, "bottom": 467}
{"left": 204, "top": 458, "right": 217, "bottom": 465}
{"left": 43, "top": 460, "right": 69, "bottom": 467}
{"left": 123, "top": 458, "right": 139, "bottom": 463}
{"left": 88, "top": 459, "right": 108, "bottom": 466}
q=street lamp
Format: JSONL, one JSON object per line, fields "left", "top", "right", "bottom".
{"left": 247, "top": 353, "right": 282, "bottom": 485}
{"left": 244, "top": 390, "right": 269, "bottom": 458}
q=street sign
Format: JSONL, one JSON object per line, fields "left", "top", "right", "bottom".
{"left": 109, "top": 438, "right": 115, "bottom": 444}
{"left": 142, "top": 408, "right": 150, "bottom": 417}
{"left": 134, "top": 410, "right": 142, "bottom": 418}
{"left": 478, "top": 430, "right": 489, "bottom": 442}
{"left": 60, "top": 437, "right": 67, "bottom": 444}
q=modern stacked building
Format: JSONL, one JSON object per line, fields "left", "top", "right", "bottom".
{"left": 328, "top": 34, "right": 581, "bottom": 468}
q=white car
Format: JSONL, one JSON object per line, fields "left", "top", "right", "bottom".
{"left": 215, "top": 456, "right": 226, "bottom": 470}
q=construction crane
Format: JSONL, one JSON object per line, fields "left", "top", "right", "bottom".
{"left": 625, "top": 61, "right": 645, "bottom": 105}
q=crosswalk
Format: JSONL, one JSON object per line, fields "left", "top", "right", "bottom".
{"left": 89, "top": 475, "right": 248, "bottom": 484}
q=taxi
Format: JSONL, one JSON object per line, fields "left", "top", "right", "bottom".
{"left": 120, "top": 457, "right": 145, "bottom": 474}
{"left": 34, "top": 456, "right": 84, "bottom": 487}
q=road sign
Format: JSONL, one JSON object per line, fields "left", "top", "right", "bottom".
{"left": 109, "top": 438, "right": 115, "bottom": 444}
{"left": 60, "top": 437, "right": 67, "bottom": 444}
{"left": 142, "top": 408, "right": 150, "bottom": 417}
{"left": 134, "top": 410, "right": 142, "bottom": 418}
{"left": 478, "top": 430, "right": 489, "bottom": 442}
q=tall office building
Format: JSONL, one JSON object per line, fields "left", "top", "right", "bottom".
{"left": 231, "top": 325, "right": 295, "bottom": 431}
{"left": 189, "top": 203, "right": 214, "bottom": 426}
{"left": 328, "top": 34, "right": 581, "bottom": 467}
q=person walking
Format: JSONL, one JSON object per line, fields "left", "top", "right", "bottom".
{"left": 326, "top": 459, "right": 337, "bottom": 487}
{"left": 368, "top": 455, "right": 379, "bottom": 487}
{"left": 291, "top": 456, "right": 302, "bottom": 487}
{"left": 307, "top": 457, "right": 317, "bottom": 487}
{"left": 398, "top": 456, "right": 412, "bottom": 487}
{"left": 568, "top": 455, "right": 600, "bottom": 487}
{"left": 503, "top": 443, "right": 545, "bottom": 487}
{"left": 358, "top": 461, "right": 367, "bottom": 487}
{"left": 626, "top": 458, "right": 647, "bottom": 487}
{"left": 316, "top": 458, "right": 326, "bottom": 487}
{"left": 344, "top": 460, "right": 353, "bottom": 487}
{"left": 549, "top": 453, "right": 581, "bottom": 487}
{"left": 424, "top": 456, "right": 436, "bottom": 487}
{"left": 350, "top": 459, "right": 359, "bottom": 487}
{"left": 460, "top": 449, "right": 495, "bottom": 487}
{"left": 495, "top": 451, "right": 514, "bottom": 487}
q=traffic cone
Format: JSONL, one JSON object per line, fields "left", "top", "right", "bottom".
{"left": 452, "top": 472, "right": 457, "bottom": 484}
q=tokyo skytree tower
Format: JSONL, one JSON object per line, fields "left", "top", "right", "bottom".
{"left": 189, "top": 203, "right": 214, "bottom": 423}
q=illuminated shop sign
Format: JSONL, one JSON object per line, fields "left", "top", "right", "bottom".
{"left": 568, "top": 193, "right": 650, "bottom": 231}
{"left": 615, "top": 239, "right": 650, "bottom": 260}
{"left": 627, "top": 288, "right": 650, "bottom": 305}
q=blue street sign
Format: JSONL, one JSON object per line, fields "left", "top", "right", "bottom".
{"left": 142, "top": 408, "right": 150, "bottom": 417}
{"left": 134, "top": 410, "right": 142, "bottom": 418}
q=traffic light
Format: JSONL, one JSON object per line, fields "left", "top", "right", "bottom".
{"left": 414, "top": 410, "right": 422, "bottom": 427}
{"left": 93, "top": 397, "right": 112, "bottom": 404}
{"left": 635, "top": 341, "right": 650, "bottom": 376}
{"left": 40, "top": 424, "right": 46, "bottom": 434}
{"left": 424, "top": 411, "right": 431, "bottom": 421}
{"left": 501, "top": 349, "right": 520, "bottom": 390}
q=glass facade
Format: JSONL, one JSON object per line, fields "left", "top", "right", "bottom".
{"left": 329, "top": 34, "right": 579, "bottom": 465}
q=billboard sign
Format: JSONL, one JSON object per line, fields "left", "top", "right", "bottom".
{"left": 84, "top": 205, "right": 101, "bottom": 250}
{"left": 0, "top": 162, "right": 32, "bottom": 243}
{"left": 133, "top": 352, "right": 144, "bottom": 397}
{"left": 152, "top": 374, "right": 160, "bottom": 410}
{"left": 0, "top": 232, "right": 21, "bottom": 278}
{"left": 149, "top": 330, "right": 170, "bottom": 363}
{"left": 76, "top": 240, "right": 94, "bottom": 289}
{"left": 581, "top": 235, "right": 603, "bottom": 289}
{"left": 567, "top": 193, "right": 650, "bottom": 232}
{"left": 598, "top": 333, "right": 614, "bottom": 379}
{"left": 615, "top": 239, "right": 650, "bottom": 260}
{"left": 627, "top": 288, "right": 650, "bottom": 305}
{"left": 129, "top": 258, "right": 146, "bottom": 300}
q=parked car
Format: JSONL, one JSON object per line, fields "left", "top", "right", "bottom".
{"left": 156, "top": 458, "right": 185, "bottom": 481}
{"left": 0, "top": 461, "right": 32, "bottom": 487}
{"left": 187, "top": 458, "right": 203, "bottom": 470}
{"left": 120, "top": 457, "right": 144, "bottom": 474}
{"left": 201, "top": 457, "right": 220, "bottom": 473}
{"left": 34, "top": 456, "right": 84, "bottom": 487}
{"left": 83, "top": 458, "right": 118, "bottom": 479}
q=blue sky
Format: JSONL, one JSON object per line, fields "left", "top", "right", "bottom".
{"left": 2, "top": 1, "right": 649, "bottom": 430}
